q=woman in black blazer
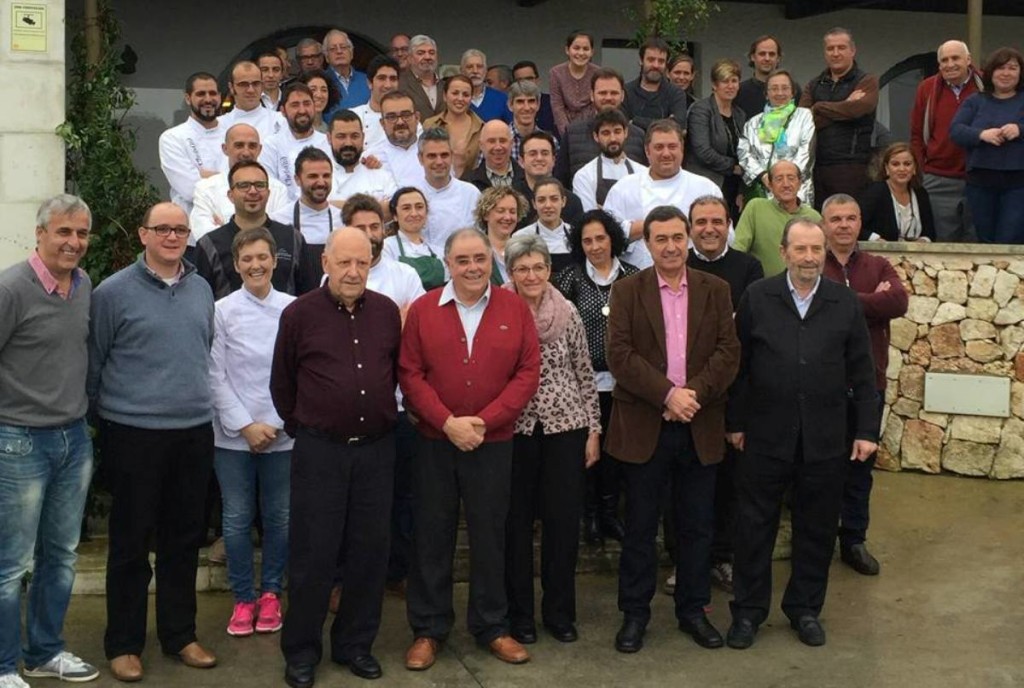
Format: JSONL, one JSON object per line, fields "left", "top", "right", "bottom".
{"left": 857, "top": 142, "right": 936, "bottom": 242}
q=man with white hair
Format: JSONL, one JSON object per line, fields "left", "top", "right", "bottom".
{"left": 461, "top": 49, "right": 511, "bottom": 123}
{"left": 323, "top": 29, "right": 370, "bottom": 110}
{"left": 398, "top": 35, "right": 443, "bottom": 121}
{"left": 909, "top": 39, "right": 983, "bottom": 242}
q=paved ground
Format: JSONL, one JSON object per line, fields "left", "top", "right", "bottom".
{"left": 48, "top": 470, "right": 1024, "bottom": 687}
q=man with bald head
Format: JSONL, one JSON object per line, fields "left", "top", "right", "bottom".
{"left": 464, "top": 120, "right": 526, "bottom": 190}
{"left": 88, "top": 202, "right": 217, "bottom": 681}
{"left": 910, "top": 39, "right": 982, "bottom": 242}
{"left": 220, "top": 60, "right": 285, "bottom": 142}
{"left": 271, "top": 227, "right": 401, "bottom": 686}
{"left": 190, "top": 123, "right": 290, "bottom": 243}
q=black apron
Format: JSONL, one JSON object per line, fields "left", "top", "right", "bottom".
{"left": 595, "top": 156, "right": 636, "bottom": 207}
{"left": 533, "top": 222, "right": 574, "bottom": 275}
{"left": 293, "top": 201, "right": 331, "bottom": 287}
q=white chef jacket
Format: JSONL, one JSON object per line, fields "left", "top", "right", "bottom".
{"left": 420, "top": 176, "right": 481, "bottom": 253}
{"left": 573, "top": 155, "right": 648, "bottom": 212}
{"left": 259, "top": 128, "right": 332, "bottom": 201}
{"left": 330, "top": 162, "right": 398, "bottom": 204}
{"left": 158, "top": 117, "right": 226, "bottom": 213}
{"left": 219, "top": 105, "right": 286, "bottom": 145}
{"left": 189, "top": 173, "right": 291, "bottom": 245}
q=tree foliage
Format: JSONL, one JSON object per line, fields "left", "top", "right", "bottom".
{"left": 56, "top": 0, "right": 158, "bottom": 284}
{"left": 627, "top": 0, "right": 720, "bottom": 55}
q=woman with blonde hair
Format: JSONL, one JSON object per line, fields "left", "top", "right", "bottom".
{"left": 474, "top": 186, "right": 529, "bottom": 284}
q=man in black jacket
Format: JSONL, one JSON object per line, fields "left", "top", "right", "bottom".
{"left": 623, "top": 37, "right": 689, "bottom": 133}
{"left": 724, "top": 217, "right": 879, "bottom": 651}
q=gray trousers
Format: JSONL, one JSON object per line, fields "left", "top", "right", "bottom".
{"left": 923, "top": 173, "right": 975, "bottom": 242}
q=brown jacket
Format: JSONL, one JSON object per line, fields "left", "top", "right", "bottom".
{"left": 399, "top": 69, "right": 443, "bottom": 122}
{"left": 605, "top": 267, "right": 740, "bottom": 465}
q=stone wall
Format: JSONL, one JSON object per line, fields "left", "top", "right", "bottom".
{"left": 870, "top": 242, "right": 1024, "bottom": 480}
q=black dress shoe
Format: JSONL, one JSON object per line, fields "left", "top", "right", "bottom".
{"left": 678, "top": 615, "right": 724, "bottom": 649}
{"left": 790, "top": 615, "right": 826, "bottom": 647}
{"left": 284, "top": 662, "right": 315, "bottom": 688}
{"left": 614, "top": 619, "right": 645, "bottom": 653}
{"left": 726, "top": 619, "right": 758, "bottom": 650}
{"left": 510, "top": 622, "right": 537, "bottom": 645}
{"left": 344, "top": 655, "right": 382, "bottom": 680}
{"left": 544, "top": 622, "right": 578, "bottom": 643}
{"left": 841, "top": 543, "right": 880, "bottom": 576}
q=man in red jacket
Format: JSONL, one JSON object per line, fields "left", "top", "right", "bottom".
{"left": 398, "top": 228, "right": 541, "bottom": 670}
{"left": 909, "top": 40, "right": 983, "bottom": 242}
{"left": 821, "top": 194, "right": 908, "bottom": 576}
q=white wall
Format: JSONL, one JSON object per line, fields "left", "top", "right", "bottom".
{"left": 0, "top": 0, "right": 65, "bottom": 269}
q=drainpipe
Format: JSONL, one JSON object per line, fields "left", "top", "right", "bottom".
{"left": 967, "top": 0, "right": 982, "bottom": 62}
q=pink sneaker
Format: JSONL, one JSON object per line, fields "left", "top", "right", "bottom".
{"left": 227, "top": 601, "right": 257, "bottom": 636}
{"left": 256, "top": 592, "right": 283, "bottom": 633}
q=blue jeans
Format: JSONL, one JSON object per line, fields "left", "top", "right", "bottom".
{"left": 0, "top": 420, "right": 93, "bottom": 675}
{"left": 964, "top": 182, "right": 1024, "bottom": 244}
{"left": 213, "top": 448, "right": 290, "bottom": 602}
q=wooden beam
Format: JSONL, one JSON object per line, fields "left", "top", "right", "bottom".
{"left": 968, "top": 0, "right": 983, "bottom": 60}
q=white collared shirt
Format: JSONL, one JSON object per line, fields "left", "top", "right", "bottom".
{"left": 585, "top": 257, "right": 623, "bottom": 287}
{"left": 330, "top": 162, "right": 398, "bottom": 203}
{"left": 189, "top": 173, "right": 291, "bottom": 245}
{"left": 258, "top": 128, "right": 332, "bottom": 200}
{"left": 691, "top": 245, "right": 730, "bottom": 263}
{"left": 269, "top": 202, "right": 342, "bottom": 244}
{"left": 365, "top": 139, "right": 422, "bottom": 188}
{"left": 210, "top": 287, "right": 296, "bottom": 452}
{"left": 420, "top": 176, "right": 482, "bottom": 252}
{"left": 158, "top": 117, "right": 226, "bottom": 213}
{"left": 786, "top": 272, "right": 821, "bottom": 319}
{"left": 573, "top": 155, "right": 647, "bottom": 212}
{"left": 382, "top": 232, "right": 439, "bottom": 260}
{"left": 438, "top": 281, "right": 491, "bottom": 356}
{"left": 522, "top": 220, "right": 571, "bottom": 255}
{"left": 351, "top": 103, "right": 424, "bottom": 155}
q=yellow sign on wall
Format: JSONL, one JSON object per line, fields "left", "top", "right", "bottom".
{"left": 11, "top": 3, "right": 47, "bottom": 52}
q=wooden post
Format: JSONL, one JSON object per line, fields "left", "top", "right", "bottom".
{"left": 84, "top": 0, "right": 101, "bottom": 69}
{"left": 967, "top": 0, "right": 983, "bottom": 62}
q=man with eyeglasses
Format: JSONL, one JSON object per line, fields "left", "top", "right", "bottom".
{"left": 389, "top": 33, "right": 411, "bottom": 71}
{"left": 195, "top": 160, "right": 313, "bottom": 299}
{"left": 369, "top": 92, "right": 426, "bottom": 187}
{"left": 260, "top": 83, "right": 332, "bottom": 201}
{"left": 159, "top": 71, "right": 225, "bottom": 215}
{"left": 323, "top": 29, "right": 370, "bottom": 111}
{"left": 351, "top": 55, "right": 420, "bottom": 154}
{"left": 295, "top": 38, "right": 325, "bottom": 75}
{"left": 220, "top": 60, "right": 285, "bottom": 143}
{"left": 88, "top": 202, "right": 218, "bottom": 682}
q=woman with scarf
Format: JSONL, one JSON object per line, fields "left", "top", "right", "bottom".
{"left": 738, "top": 69, "right": 816, "bottom": 206}
{"left": 503, "top": 232, "right": 601, "bottom": 646}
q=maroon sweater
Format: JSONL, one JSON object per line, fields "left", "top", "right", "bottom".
{"left": 823, "top": 250, "right": 909, "bottom": 391}
{"left": 399, "top": 286, "right": 540, "bottom": 442}
{"left": 910, "top": 71, "right": 983, "bottom": 178}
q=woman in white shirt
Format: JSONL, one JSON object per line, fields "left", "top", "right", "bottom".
{"left": 209, "top": 227, "right": 296, "bottom": 638}
{"left": 518, "top": 176, "right": 574, "bottom": 274}
{"left": 381, "top": 186, "right": 446, "bottom": 289}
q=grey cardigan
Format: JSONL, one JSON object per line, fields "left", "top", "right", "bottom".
{"left": 684, "top": 95, "right": 748, "bottom": 187}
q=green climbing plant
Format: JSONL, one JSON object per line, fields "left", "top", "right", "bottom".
{"left": 626, "top": 0, "right": 720, "bottom": 55}
{"left": 56, "top": 0, "right": 158, "bottom": 285}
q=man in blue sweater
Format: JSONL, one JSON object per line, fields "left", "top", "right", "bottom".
{"left": 0, "top": 194, "right": 100, "bottom": 687}
{"left": 87, "top": 202, "right": 217, "bottom": 682}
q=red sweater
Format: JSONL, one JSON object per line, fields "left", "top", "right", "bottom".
{"left": 910, "top": 71, "right": 983, "bottom": 178}
{"left": 399, "top": 286, "right": 540, "bottom": 442}
{"left": 823, "top": 250, "right": 909, "bottom": 391}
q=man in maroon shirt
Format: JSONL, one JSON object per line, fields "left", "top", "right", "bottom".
{"left": 821, "top": 194, "right": 908, "bottom": 576}
{"left": 271, "top": 227, "right": 402, "bottom": 687}
{"left": 399, "top": 228, "right": 540, "bottom": 670}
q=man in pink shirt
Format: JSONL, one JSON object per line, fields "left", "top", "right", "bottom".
{"left": 605, "top": 205, "right": 740, "bottom": 654}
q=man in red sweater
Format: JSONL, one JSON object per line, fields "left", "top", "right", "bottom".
{"left": 398, "top": 228, "right": 540, "bottom": 670}
{"left": 909, "top": 40, "right": 983, "bottom": 242}
{"left": 821, "top": 194, "right": 908, "bottom": 576}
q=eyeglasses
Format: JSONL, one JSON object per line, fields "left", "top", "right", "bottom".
{"left": 233, "top": 80, "right": 262, "bottom": 91}
{"left": 382, "top": 111, "right": 416, "bottom": 122}
{"left": 512, "top": 264, "right": 550, "bottom": 277}
{"left": 232, "top": 180, "right": 270, "bottom": 191}
{"left": 327, "top": 44, "right": 353, "bottom": 53}
{"left": 143, "top": 225, "right": 191, "bottom": 238}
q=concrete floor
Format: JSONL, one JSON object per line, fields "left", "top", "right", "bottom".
{"left": 51, "top": 471, "right": 1024, "bottom": 688}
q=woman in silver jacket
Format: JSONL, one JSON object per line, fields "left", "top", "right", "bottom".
{"left": 737, "top": 70, "right": 816, "bottom": 207}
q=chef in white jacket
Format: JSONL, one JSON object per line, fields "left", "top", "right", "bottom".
{"left": 158, "top": 72, "right": 225, "bottom": 214}
{"left": 218, "top": 61, "right": 285, "bottom": 143}
{"left": 259, "top": 83, "right": 332, "bottom": 201}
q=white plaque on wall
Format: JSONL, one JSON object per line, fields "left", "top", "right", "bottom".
{"left": 923, "top": 372, "right": 1011, "bottom": 418}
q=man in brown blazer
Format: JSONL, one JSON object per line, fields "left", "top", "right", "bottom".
{"left": 398, "top": 35, "right": 444, "bottom": 121}
{"left": 606, "top": 205, "right": 740, "bottom": 654}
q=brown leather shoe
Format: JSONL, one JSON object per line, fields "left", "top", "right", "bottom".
{"left": 177, "top": 641, "right": 217, "bottom": 668}
{"left": 110, "top": 654, "right": 143, "bottom": 682}
{"left": 404, "top": 637, "right": 440, "bottom": 671}
{"left": 489, "top": 635, "right": 530, "bottom": 664}
{"left": 329, "top": 585, "right": 342, "bottom": 614}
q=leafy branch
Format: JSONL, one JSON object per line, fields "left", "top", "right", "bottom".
{"left": 625, "top": 0, "right": 720, "bottom": 55}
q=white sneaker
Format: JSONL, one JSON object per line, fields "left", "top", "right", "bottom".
{"left": 0, "top": 672, "right": 30, "bottom": 688}
{"left": 23, "top": 651, "right": 99, "bottom": 682}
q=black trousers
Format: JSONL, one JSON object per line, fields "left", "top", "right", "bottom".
{"left": 839, "top": 396, "right": 884, "bottom": 549}
{"left": 591, "top": 392, "right": 623, "bottom": 509}
{"left": 407, "top": 438, "right": 512, "bottom": 644}
{"left": 711, "top": 445, "right": 739, "bottom": 563}
{"left": 617, "top": 422, "right": 717, "bottom": 624}
{"left": 101, "top": 420, "right": 213, "bottom": 658}
{"left": 813, "top": 163, "right": 870, "bottom": 211}
{"left": 505, "top": 426, "right": 587, "bottom": 627}
{"left": 387, "top": 412, "right": 417, "bottom": 583}
{"left": 280, "top": 428, "right": 395, "bottom": 666}
{"left": 730, "top": 444, "right": 849, "bottom": 625}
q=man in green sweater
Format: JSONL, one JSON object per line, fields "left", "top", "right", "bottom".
{"left": 0, "top": 194, "right": 100, "bottom": 686}
{"left": 733, "top": 161, "right": 821, "bottom": 276}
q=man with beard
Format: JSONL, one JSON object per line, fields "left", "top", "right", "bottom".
{"left": 398, "top": 35, "right": 443, "bottom": 121}
{"left": 159, "top": 72, "right": 224, "bottom": 214}
{"left": 190, "top": 124, "right": 291, "bottom": 243}
{"left": 734, "top": 36, "right": 800, "bottom": 119}
{"left": 624, "top": 39, "right": 689, "bottom": 133}
{"left": 195, "top": 160, "right": 313, "bottom": 298}
{"left": 573, "top": 109, "right": 648, "bottom": 211}
{"left": 418, "top": 128, "right": 481, "bottom": 252}
{"left": 556, "top": 68, "right": 648, "bottom": 184}
{"left": 464, "top": 121, "right": 525, "bottom": 190}
{"left": 328, "top": 111, "right": 397, "bottom": 210}
{"left": 270, "top": 147, "right": 342, "bottom": 285}
{"left": 260, "top": 83, "right": 332, "bottom": 201}
{"left": 389, "top": 34, "right": 412, "bottom": 71}
{"left": 220, "top": 60, "right": 285, "bottom": 143}
{"left": 258, "top": 51, "right": 286, "bottom": 111}
{"left": 351, "top": 56, "right": 420, "bottom": 153}
{"left": 514, "top": 131, "right": 584, "bottom": 228}
{"left": 372, "top": 92, "right": 427, "bottom": 187}
{"left": 461, "top": 49, "right": 511, "bottom": 123}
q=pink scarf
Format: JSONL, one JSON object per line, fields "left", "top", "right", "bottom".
{"left": 504, "top": 281, "right": 572, "bottom": 344}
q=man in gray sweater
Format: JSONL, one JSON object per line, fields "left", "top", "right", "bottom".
{"left": 0, "top": 195, "right": 99, "bottom": 687}
{"left": 87, "top": 202, "right": 217, "bottom": 682}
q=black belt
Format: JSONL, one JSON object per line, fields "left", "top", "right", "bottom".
{"left": 300, "top": 426, "right": 387, "bottom": 446}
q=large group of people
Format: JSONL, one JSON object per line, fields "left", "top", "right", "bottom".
{"left": 3, "top": 21, "right": 1018, "bottom": 688}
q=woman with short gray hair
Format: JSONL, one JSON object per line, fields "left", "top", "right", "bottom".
{"left": 502, "top": 232, "right": 601, "bottom": 645}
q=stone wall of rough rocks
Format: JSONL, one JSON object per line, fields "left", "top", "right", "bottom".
{"left": 872, "top": 245, "right": 1024, "bottom": 480}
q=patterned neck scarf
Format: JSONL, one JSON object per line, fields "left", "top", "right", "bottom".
{"left": 757, "top": 101, "right": 796, "bottom": 145}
